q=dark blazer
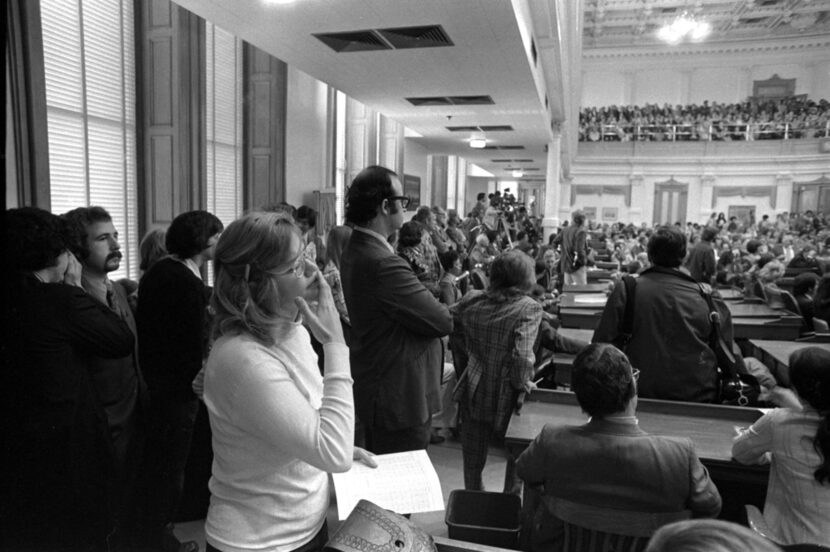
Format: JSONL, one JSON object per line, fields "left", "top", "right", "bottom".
{"left": 341, "top": 229, "right": 452, "bottom": 431}
{"left": 593, "top": 267, "right": 740, "bottom": 402}
{"left": 137, "top": 258, "right": 211, "bottom": 403}
{"left": 1, "top": 275, "right": 135, "bottom": 548}
{"left": 516, "top": 419, "right": 722, "bottom": 550}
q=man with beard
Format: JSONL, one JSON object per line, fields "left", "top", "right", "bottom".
{"left": 63, "top": 206, "right": 145, "bottom": 548}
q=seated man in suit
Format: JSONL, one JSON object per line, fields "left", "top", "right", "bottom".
{"left": 516, "top": 343, "right": 721, "bottom": 551}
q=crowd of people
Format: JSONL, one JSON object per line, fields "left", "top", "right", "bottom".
{"left": 579, "top": 96, "right": 830, "bottom": 142}
{"left": 2, "top": 167, "right": 830, "bottom": 552}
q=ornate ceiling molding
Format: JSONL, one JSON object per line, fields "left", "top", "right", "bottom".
{"left": 583, "top": 37, "right": 830, "bottom": 60}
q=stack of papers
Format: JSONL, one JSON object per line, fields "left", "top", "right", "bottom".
{"left": 331, "top": 450, "right": 444, "bottom": 520}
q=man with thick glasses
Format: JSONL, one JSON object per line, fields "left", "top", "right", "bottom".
{"left": 341, "top": 165, "right": 453, "bottom": 455}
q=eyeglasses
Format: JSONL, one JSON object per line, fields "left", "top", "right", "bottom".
{"left": 278, "top": 253, "right": 307, "bottom": 278}
{"left": 631, "top": 368, "right": 640, "bottom": 382}
{"left": 387, "top": 195, "right": 411, "bottom": 209}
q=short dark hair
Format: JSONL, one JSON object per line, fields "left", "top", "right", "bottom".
{"left": 166, "top": 210, "right": 224, "bottom": 258}
{"left": 572, "top": 343, "right": 636, "bottom": 418}
{"left": 647, "top": 225, "right": 686, "bottom": 268}
{"left": 793, "top": 272, "right": 820, "bottom": 295}
{"left": 700, "top": 227, "right": 718, "bottom": 242}
{"left": 345, "top": 165, "right": 398, "bottom": 226}
{"left": 477, "top": 192, "right": 486, "bottom": 201}
{"left": 295, "top": 205, "right": 317, "bottom": 228}
{"left": 517, "top": 231, "right": 527, "bottom": 241}
{"left": 5, "top": 207, "right": 72, "bottom": 273}
{"left": 572, "top": 210, "right": 585, "bottom": 226}
{"left": 746, "top": 239, "right": 762, "bottom": 254}
{"left": 397, "top": 220, "right": 426, "bottom": 248}
{"left": 439, "top": 249, "right": 460, "bottom": 272}
{"left": 61, "top": 206, "right": 113, "bottom": 260}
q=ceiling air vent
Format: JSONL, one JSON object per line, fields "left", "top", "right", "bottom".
{"left": 492, "top": 159, "right": 514, "bottom": 163}
{"left": 407, "top": 95, "right": 494, "bottom": 106}
{"left": 449, "top": 95, "right": 494, "bottom": 105}
{"left": 740, "top": 17, "right": 768, "bottom": 25}
{"left": 447, "top": 125, "right": 513, "bottom": 132}
{"left": 376, "top": 25, "right": 453, "bottom": 49}
{"left": 482, "top": 145, "right": 525, "bottom": 150}
{"left": 314, "top": 30, "right": 390, "bottom": 52}
{"left": 406, "top": 96, "right": 453, "bottom": 106}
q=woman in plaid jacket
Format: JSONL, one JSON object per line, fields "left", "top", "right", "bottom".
{"left": 451, "top": 249, "right": 542, "bottom": 491}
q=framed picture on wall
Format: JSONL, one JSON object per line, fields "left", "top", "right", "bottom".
{"left": 403, "top": 174, "right": 421, "bottom": 209}
{"left": 602, "top": 207, "right": 618, "bottom": 222}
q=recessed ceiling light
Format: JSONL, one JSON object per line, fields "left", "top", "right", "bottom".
{"left": 512, "top": 170, "right": 524, "bottom": 178}
{"left": 265, "top": 0, "right": 297, "bottom": 5}
{"left": 469, "top": 138, "right": 487, "bottom": 149}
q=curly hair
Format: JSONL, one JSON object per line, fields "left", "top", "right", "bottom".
{"left": 61, "top": 206, "right": 112, "bottom": 260}
{"left": 398, "top": 221, "right": 426, "bottom": 249}
{"left": 5, "top": 207, "right": 72, "bottom": 273}
{"left": 211, "top": 211, "right": 300, "bottom": 345}
{"left": 789, "top": 346, "right": 830, "bottom": 484}
{"left": 345, "top": 165, "right": 397, "bottom": 226}
{"left": 166, "top": 210, "right": 224, "bottom": 259}
{"left": 572, "top": 343, "right": 636, "bottom": 418}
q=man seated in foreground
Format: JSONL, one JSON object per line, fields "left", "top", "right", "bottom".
{"left": 516, "top": 343, "right": 721, "bottom": 551}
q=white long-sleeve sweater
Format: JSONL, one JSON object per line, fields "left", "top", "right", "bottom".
{"left": 204, "top": 323, "right": 353, "bottom": 552}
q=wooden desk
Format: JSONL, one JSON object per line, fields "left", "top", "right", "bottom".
{"left": 505, "top": 390, "right": 768, "bottom": 522}
{"left": 586, "top": 269, "right": 614, "bottom": 282}
{"left": 558, "top": 308, "right": 602, "bottom": 329}
{"left": 726, "top": 303, "right": 793, "bottom": 319}
{"left": 749, "top": 340, "right": 830, "bottom": 386}
{"left": 563, "top": 283, "right": 609, "bottom": 294}
{"left": 716, "top": 288, "right": 744, "bottom": 301}
{"left": 731, "top": 316, "right": 802, "bottom": 341}
{"left": 543, "top": 329, "right": 594, "bottom": 388}
{"left": 558, "top": 294, "right": 608, "bottom": 309}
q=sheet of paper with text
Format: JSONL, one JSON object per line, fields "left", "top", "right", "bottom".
{"left": 331, "top": 449, "right": 444, "bottom": 520}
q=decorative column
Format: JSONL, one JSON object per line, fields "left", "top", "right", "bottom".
{"left": 776, "top": 172, "right": 793, "bottom": 213}
{"left": 628, "top": 173, "right": 644, "bottom": 220}
{"left": 542, "top": 122, "right": 563, "bottom": 239}
{"left": 700, "top": 173, "right": 717, "bottom": 222}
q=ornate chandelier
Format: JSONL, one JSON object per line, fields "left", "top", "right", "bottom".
{"left": 657, "top": 11, "right": 711, "bottom": 44}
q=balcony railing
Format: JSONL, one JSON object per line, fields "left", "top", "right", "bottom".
{"left": 580, "top": 121, "right": 830, "bottom": 142}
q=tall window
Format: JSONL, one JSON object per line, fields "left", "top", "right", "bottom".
{"left": 334, "top": 90, "right": 347, "bottom": 223}
{"left": 205, "top": 22, "right": 243, "bottom": 228}
{"left": 41, "top": 0, "right": 137, "bottom": 281}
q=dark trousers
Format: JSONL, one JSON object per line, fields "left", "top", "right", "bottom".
{"left": 206, "top": 521, "right": 328, "bottom": 552}
{"left": 364, "top": 419, "right": 431, "bottom": 454}
{"left": 459, "top": 412, "right": 519, "bottom": 494}
{"left": 136, "top": 396, "right": 199, "bottom": 546}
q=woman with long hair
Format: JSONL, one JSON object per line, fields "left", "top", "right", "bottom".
{"left": 732, "top": 347, "right": 830, "bottom": 545}
{"left": 203, "top": 212, "right": 374, "bottom": 552}
{"left": 451, "top": 249, "right": 542, "bottom": 492}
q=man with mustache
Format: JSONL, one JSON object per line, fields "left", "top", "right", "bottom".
{"left": 63, "top": 206, "right": 145, "bottom": 549}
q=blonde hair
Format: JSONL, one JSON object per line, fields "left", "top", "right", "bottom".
{"left": 212, "top": 212, "right": 300, "bottom": 345}
{"left": 758, "top": 260, "right": 785, "bottom": 284}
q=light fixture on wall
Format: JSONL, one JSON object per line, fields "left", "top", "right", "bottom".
{"left": 657, "top": 11, "right": 711, "bottom": 44}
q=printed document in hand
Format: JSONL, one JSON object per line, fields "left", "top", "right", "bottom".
{"left": 332, "top": 449, "right": 444, "bottom": 520}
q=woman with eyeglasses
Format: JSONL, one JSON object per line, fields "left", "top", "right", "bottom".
{"left": 202, "top": 211, "right": 374, "bottom": 552}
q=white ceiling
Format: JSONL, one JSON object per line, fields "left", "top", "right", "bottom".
{"left": 172, "top": 0, "right": 830, "bottom": 182}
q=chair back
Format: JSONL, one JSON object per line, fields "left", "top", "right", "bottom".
{"left": 814, "top": 317, "right": 830, "bottom": 333}
{"left": 752, "top": 280, "right": 768, "bottom": 302}
{"left": 546, "top": 496, "right": 690, "bottom": 552}
{"left": 780, "top": 290, "right": 802, "bottom": 316}
{"left": 470, "top": 268, "right": 489, "bottom": 291}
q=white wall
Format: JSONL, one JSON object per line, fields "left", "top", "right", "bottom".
{"left": 403, "top": 138, "right": 428, "bottom": 201}
{"left": 285, "top": 66, "right": 330, "bottom": 208}
{"left": 569, "top": 140, "right": 829, "bottom": 225}
{"left": 582, "top": 43, "right": 830, "bottom": 108}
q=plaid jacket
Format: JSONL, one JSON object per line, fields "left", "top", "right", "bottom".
{"left": 452, "top": 291, "right": 542, "bottom": 433}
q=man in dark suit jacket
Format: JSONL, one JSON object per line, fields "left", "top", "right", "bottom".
{"left": 516, "top": 344, "right": 721, "bottom": 550}
{"left": 684, "top": 226, "right": 717, "bottom": 284}
{"left": 341, "top": 166, "right": 453, "bottom": 454}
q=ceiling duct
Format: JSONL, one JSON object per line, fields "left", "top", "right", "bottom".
{"left": 376, "top": 25, "right": 453, "bottom": 49}
{"left": 447, "top": 125, "right": 513, "bottom": 132}
{"left": 407, "top": 95, "right": 494, "bottom": 106}
{"left": 313, "top": 30, "right": 391, "bottom": 52}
